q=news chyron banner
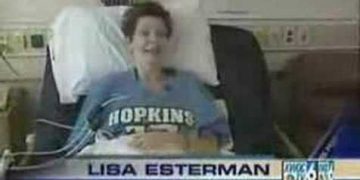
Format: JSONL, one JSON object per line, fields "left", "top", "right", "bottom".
{"left": 8, "top": 158, "right": 360, "bottom": 180}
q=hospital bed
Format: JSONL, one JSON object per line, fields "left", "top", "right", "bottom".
{"left": 32, "top": 26, "right": 273, "bottom": 160}
{"left": 1, "top": 4, "right": 274, "bottom": 169}
{"left": 36, "top": 6, "right": 273, "bottom": 160}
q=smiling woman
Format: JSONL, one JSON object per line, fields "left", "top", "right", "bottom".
{"left": 66, "top": 2, "right": 232, "bottom": 156}
{"left": 121, "top": 2, "right": 172, "bottom": 87}
{"left": 126, "top": 16, "right": 170, "bottom": 90}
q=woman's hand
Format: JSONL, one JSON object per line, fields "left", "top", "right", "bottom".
{"left": 187, "top": 135, "right": 218, "bottom": 154}
{"left": 128, "top": 132, "right": 219, "bottom": 155}
{"left": 128, "top": 132, "right": 187, "bottom": 155}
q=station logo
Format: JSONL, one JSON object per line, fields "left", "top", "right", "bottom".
{"left": 283, "top": 160, "right": 334, "bottom": 180}
{"left": 318, "top": 161, "right": 335, "bottom": 180}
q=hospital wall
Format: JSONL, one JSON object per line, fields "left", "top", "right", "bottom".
{"left": 201, "top": 0, "right": 359, "bottom": 155}
{"left": 1, "top": 0, "right": 358, "bottom": 80}
{"left": 202, "top": 0, "right": 359, "bottom": 155}
{"left": 0, "top": 0, "right": 101, "bottom": 95}
{"left": 0, "top": 0, "right": 102, "bottom": 153}
{"left": 0, "top": 0, "right": 359, "bottom": 156}
{"left": 0, "top": 0, "right": 101, "bottom": 22}
{"left": 0, "top": 0, "right": 101, "bottom": 80}
{"left": 202, "top": 0, "right": 359, "bottom": 71}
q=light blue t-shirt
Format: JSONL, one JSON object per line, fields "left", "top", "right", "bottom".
{"left": 67, "top": 69, "right": 231, "bottom": 155}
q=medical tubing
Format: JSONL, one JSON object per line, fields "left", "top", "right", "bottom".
{"left": 8, "top": 131, "right": 95, "bottom": 171}
{"left": 8, "top": 123, "right": 93, "bottom": 157}
{"left": 8, "top": 157, "right": 65, "bottom": 171}
{"left": 10, "top": 111, "right": 103, "bottom": 158}
{"left": 65, "top": 119, "right": 105, "bottom": 157}
{"left": 36, "top": 119, "right": 74, "bottom": 130}
{"left": 64, "top": 130, "right": 94, "bottom": 157}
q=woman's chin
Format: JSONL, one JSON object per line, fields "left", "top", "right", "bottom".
{"left": 142, "top": 58, "right": 163, "bottom": 67}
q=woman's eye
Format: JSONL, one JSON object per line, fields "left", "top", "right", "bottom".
{"left": 157, "top": 31, "right": 167, "bottom": 38}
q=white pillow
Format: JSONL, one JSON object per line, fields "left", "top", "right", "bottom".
{"left": 156, "top": 0, "right": 219, "bottom": 85}
{"left": 50, "top": 7, "right": 130, "bottom": 104}
{"left": 51, "top": 3, "right": 219, "bottom": 103}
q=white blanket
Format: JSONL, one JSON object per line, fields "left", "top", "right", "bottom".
{"left": 78, "top": 135, "right": 189, "bottom": 156}
{"left": 77, "top": 135, "right": 234, "bottom": 156}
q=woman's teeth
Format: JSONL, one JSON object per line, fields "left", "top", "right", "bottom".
{"left": 145, "top": 49, "right": 159, "bottom": 54}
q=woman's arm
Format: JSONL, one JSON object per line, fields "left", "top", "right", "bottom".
{"left": 65, "top": 76, "right": 115, "bottom": 156}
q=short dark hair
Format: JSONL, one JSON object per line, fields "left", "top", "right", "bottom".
{"left": 122, "top": 2, "right": 172, "bottom": 41}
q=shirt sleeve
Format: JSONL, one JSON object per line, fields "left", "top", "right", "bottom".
{"left": 65, "top": 77, "right": 113, "bottom": 156}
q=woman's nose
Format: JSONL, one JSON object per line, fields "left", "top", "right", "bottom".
{"left": 148, "top": 34, "right": 157, "bottom": 42}
{"left": 148, "top": 32, "right": 161, "bottom": 43}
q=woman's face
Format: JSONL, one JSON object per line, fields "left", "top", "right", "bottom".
{"left": 129, "top": 16, "right": 169, "bottom": 70}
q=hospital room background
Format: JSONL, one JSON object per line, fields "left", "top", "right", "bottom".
{"left": 0, "top": 0, "right": 359, "bottom": 161}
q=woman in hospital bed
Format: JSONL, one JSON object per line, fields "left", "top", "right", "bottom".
{"left": 67, "top": 2, "right": 231, "bottom": 156}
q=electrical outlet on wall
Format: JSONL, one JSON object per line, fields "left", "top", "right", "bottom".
{"left": 282, "top": 26, "right": 297, "bottom": 46}
{"left": 297, "top": 26, "right": 311, "bottom": 46}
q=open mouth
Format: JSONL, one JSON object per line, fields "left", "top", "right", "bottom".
{"left": 144, "top": 48, "right": 160, "bottom": 55}
{"left": 144, "top": 45, "right": 161, "bottom": 55}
